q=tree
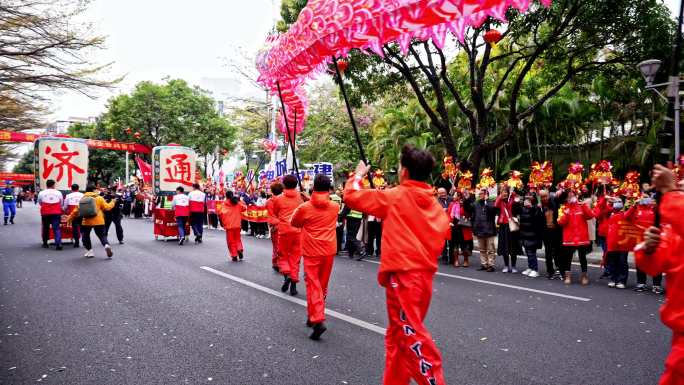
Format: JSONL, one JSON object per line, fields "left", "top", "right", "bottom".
{"left": 68, "top": 122, "right": 126, "bottom": 186}
{"left": 12, "top": 150, "right": 34, "bottom": 174}
{"left": 101, "top": 79, "right": 237, "bottom": 176}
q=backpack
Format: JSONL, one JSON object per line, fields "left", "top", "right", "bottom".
{"left": 79, "top": 196, "right": 98, "bottom": 218}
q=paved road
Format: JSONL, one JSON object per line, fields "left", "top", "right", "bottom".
{"left": 0, "top": 204, "right": 671, "bottom": 385}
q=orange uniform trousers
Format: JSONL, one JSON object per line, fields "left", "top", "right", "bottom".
{"left": 225, "top": 228, "right": 243, "bottom": 257}
{"left": 661, "top": 333, "right": 684, "bottom": 385}
{"left": 277, "top": 232, "right": 302, "bottom": 282}
{"left": 303, "top": 255, "right": 334, "bottom": 324}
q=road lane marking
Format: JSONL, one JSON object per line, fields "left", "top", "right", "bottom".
{"left": 363, "top": 261, "right": 591, "bottom": 302}
{"left": 200, "top": 266, "right": 386, "bottom": 335}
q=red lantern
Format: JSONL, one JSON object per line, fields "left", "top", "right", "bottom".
{"left": 483, "top": 29, "right": 502, "bottom": 45}
{"left": 124, "top": 127, "right": 132, "bottom": 134}
{"left": 134, "top": 132, "right": 141, "bottom": 139}
{"left": 336, "top": 59, "right": 348, "bottom": 74}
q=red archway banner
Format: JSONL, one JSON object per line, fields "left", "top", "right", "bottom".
{"left": 0, "top": 172, "right": 33, "bottom": 181}
{"left": 0, "top": 130, "right": 151, "bottom": 154}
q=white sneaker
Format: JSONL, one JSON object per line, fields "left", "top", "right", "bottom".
{"left": 84, "top": 249, "right": 94, "bottom": 258}
{"left": 522, "top": 269, "right": 531, "bottom": 276}
{"left": 528, "top": 270, "right": 539, "bottom": 278}
{"left": 502, "top": 267, "right": 509, "bottom": 273}
{"left": 608, "top": 281, "right": 616, "bottom": 288}
{"left": 511, "top": 268, "right": 518, "bottom": 274}
{"left": 616, "top": 283, "right": 625, "bottom": 289}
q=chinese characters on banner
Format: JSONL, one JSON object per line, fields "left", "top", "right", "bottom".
{"left": 152, "top": 146, "right": 197, "bottom": 195}
{"left": 35, "top": 138, "right": 88, "bottom": 191}
{"left": 269, "top": 161, "right": 333, "bottom": 182}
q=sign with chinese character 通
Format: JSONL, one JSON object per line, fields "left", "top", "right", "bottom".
{"left": 34, "top": 137, "right": 88, "bottom": 192}
{"left": 152, "top": 146, "right": 197, "bottom": 195}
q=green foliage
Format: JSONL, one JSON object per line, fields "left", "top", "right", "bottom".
{"left": 68, "top": 122, "right": 127, "bottom": 186}
{"left": 12, "top": 150, "right": 34, "bottom": 174}
{"left": 276, "top": 0, "right": 307, "bottom": 32}
{"left": 101, "top": 79, "right": 236, "bottom": 156}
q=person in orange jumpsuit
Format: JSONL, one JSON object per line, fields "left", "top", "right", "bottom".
{"left": 290, "top": 174, "right": 339, "bottom": 340}
{"left": 219, "top": 191, "right": 246, "bottom": 262}
{"left": 266, "top": 182, "right": 284, "bottom": 272}
{"left": 637, "top": 165, "right": 684, "bottom": 385}
{"left": 271, "top": 174, "right": 304, "bottom": 295}
{"left": 344, "top": 145, "right": 450, "bottom": 385}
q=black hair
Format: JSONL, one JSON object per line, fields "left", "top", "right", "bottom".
{"left": 283, "top": 174, "right": 298, "bottom": 189}
{"left": 226, "top": 190, "right": 239, "bottom": 205}
{"left": 86, "top": 185, "right": 96, "bottom": 192}
{"left": 400, "top": 145, "right": 435, "bottom": 182}
{"left": 46, "top": 179, "right": 56, "bottom": 188}
{"left": 270, "top": 182, "right": 284, "bottom": 196}
{"left": 176, "top": 186, "right": 184, "bottom": 193}
{"left": 71, "top": 183, "right": 79, "bottom": 191}
{"left": 260, "top": 191, "right": 267, "bottom": 198}
{"left": 192, "top": 183, "right": 200, "bottom": 190}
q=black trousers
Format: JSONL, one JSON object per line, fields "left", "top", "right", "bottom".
{"left": 208, "top": 213, "right": 218, "bottom": 228}
{"left": 543, "top": 227, "right": 562, "bottom": 275}
{"left": 81, "top": 225, "right": 109, "bottom": 250}
{"left": 607, "top": 251, "right": 629, "bottom": 284}
{"left": 345, "top": 217, "right": 364, "bottom": 257}
{"left": 366, "top": 221, "right": 382, "bottom": 256}
{"left": 105, "top": 215, "right": 124, "bottom": 242}
{"left": 336, "top": 225, "right": 344, "bottom": 253}
{"left": 636, "top": 268, "right": 663, "bottom": 286}
{"left": 71, "top": 218, "right": 82, "bottom": 245}
{"left": 561, "top": 246, "right": 588, "bottom": 274}
{"left": 190, "top": 212, "right": 204, "bottom": 237}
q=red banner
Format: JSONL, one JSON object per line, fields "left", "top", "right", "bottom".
{"left": 0, "top": 130, "right": 151, "bottom": 154}
{"left": 0, "top": 173, "right": 33, "bottom": 181}
{"left": 135, "top": 156, "right": 152, "bottom": 184}
{"left": 242, "top": 204, "right": 269, "bottom": 223}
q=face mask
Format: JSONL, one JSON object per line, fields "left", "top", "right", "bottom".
{"left": 639, "top": 198, "right": 653, "bottom": 205}
{"left": 613, "top": 201, "right": 624, "bottom": 210}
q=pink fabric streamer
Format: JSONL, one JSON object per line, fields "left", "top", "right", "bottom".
{"left": 257, "top": 0, "right": 551, "bottom": 137}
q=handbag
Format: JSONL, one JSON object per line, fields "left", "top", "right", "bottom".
{"left": 504, "top": 207, "right": 520, "bottom": 232}
{"left": 457, "top": 218, "right": 472, "bottom": 227}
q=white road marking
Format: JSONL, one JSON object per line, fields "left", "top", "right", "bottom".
{"left": 363, "top": 261, "right": 591, "bottom": 302}
{"left": 200, "top": 266, "right": 386, "bottom": 335}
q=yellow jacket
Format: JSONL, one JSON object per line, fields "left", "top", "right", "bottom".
{"left": 67, "top": 192, "right": 115, "bottom": 226}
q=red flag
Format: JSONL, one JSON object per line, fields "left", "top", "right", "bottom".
{"left": 135, "top": 156, "right": 152, "bottom": 184}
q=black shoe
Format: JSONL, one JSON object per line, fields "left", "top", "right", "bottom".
{"left": 281, "top": 277, "right": 291, "bottom": 292}
{"left": 309, "top": 322, "right": 327, "bottom": 340}
{"left": 42, "top": 243, "right": 49, "bottom": 249}
{"left": 119, "top": 240, "right": 124, "bottom": 245}
{"left": 73, "top": 243, "right": 80, "bottom": 248}
{"left": 9, "top": 219, "right": 14, "bottom": 224}
{"left": 289, "top": 282, "right": 298, "bottom": 296}
{"left": 238, "top": 250, "right": 244, "bottom": 260}
{"left": 3, "top": 222, "right": 7, "bottom": 226}
{"left": 231, "top": 256, "right": 238, "bottom": 262}
{"left": 55, "top": 246, "right": 63, "bottom": 251}
{"left": 306, "top": 319, "right": 313, "bottom": 328}
{"left": 179, "top": 238, "right": 185, "bottom": 246}
{"left": 477, "top": 266, "right": 487, "bottom": 271}
{"left": 272, "top": 265, "right": 280, "bottom": 273}
{"left": 486, "top": 266, "right": 495, "bottom": 272}
{"left": 356, "top": 253, "right": 367, "bottom": 261}
{"left": 197, "top": 236, "right": 202, "bottom": 244}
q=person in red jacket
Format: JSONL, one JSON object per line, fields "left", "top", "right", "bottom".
{"left": 290, "top": 174, "right": 339, "bottom": 340}
{"left": 603, "top": 198, "right": 630, "bottom": 288}
{"left": 626, "top": 196, "right": 663, "bottom": 293}
{"left": 219, "top": 191, "right": 246, "bottom": 262}
{"left": 344, "top": 145, "right": 450, "bottom": 385}
{"left": 266, "top": 182, "right": 284, "bottom": 272}
{"left": 271, "top": 174, "right": 305, "bottom": 296}
{"left": 557, "top": 189, "right": 595, "bottom": 285}
{"left": 638, "top": 164, "right": 684, "bottom": 385}
{"left": 171, "top": 186, "right": 190, "bottom": 246}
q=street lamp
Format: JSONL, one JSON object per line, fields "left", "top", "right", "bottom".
{"left": 637, "top": 59, "right": 682, "bottom": 161}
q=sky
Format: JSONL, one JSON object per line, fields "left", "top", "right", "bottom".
{"left": 49, "top": 0, "right": 280, "bottom": 121}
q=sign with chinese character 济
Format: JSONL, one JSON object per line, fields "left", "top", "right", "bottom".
{"left": 152, "top": 146, "right": 197, "bottom": 195}
{"left": 34, "top": 137, "right": 88, "bottom": 192}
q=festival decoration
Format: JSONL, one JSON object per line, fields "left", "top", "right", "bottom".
{"left": 528, "top": 161, "right": 553, "bottom": 189}
{"left": 34, "top": 137, "right": 88, "bottom": 192}
{"left": 457, "top": 170, "right": 473, "bottom": 191}
{"left": 588, "top": 160, "right": 613, "bottom": 185}
{"left": 483, "top": 29, "right": 503, "bottom": 45}
{"left": 134, "top": 132, "right": 142, "bottom": 139}
{"left": 477, "top": 168, "right": 496, "bottom": 190}
{"left": 233, "top": 171, "right": 247, "bottom": 192}
{"left": 560, "top": 162, "right": 584, "bottom": 192}
{"left": 442, "top": 156, "right": 458, "bottom": 180}
{"left": 125, "top": 127, "right": 132, "bottom": 134}
{"left": 256, "top": 0, "right": 551, "bottom": 175}
{"left": 505, "top": 170, "right": 524, "bottom": 190}
{"left": 151, "top": 146, "right": 197, "bottom": 195}
{"left": 261, "top": 138, "right": 278, "bottom": 153}
{"left": 619, "top": 171, "right": 641, "bottom": 199}
{"left": 372, "top": 169, "right": 386, "bottom": 188}
{"left": 335, "top": 59, "right": 348, "bottom": 74}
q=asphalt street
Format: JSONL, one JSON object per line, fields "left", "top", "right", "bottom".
{"left": 0, "top": 204, "right": 672, "bottom": 385}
